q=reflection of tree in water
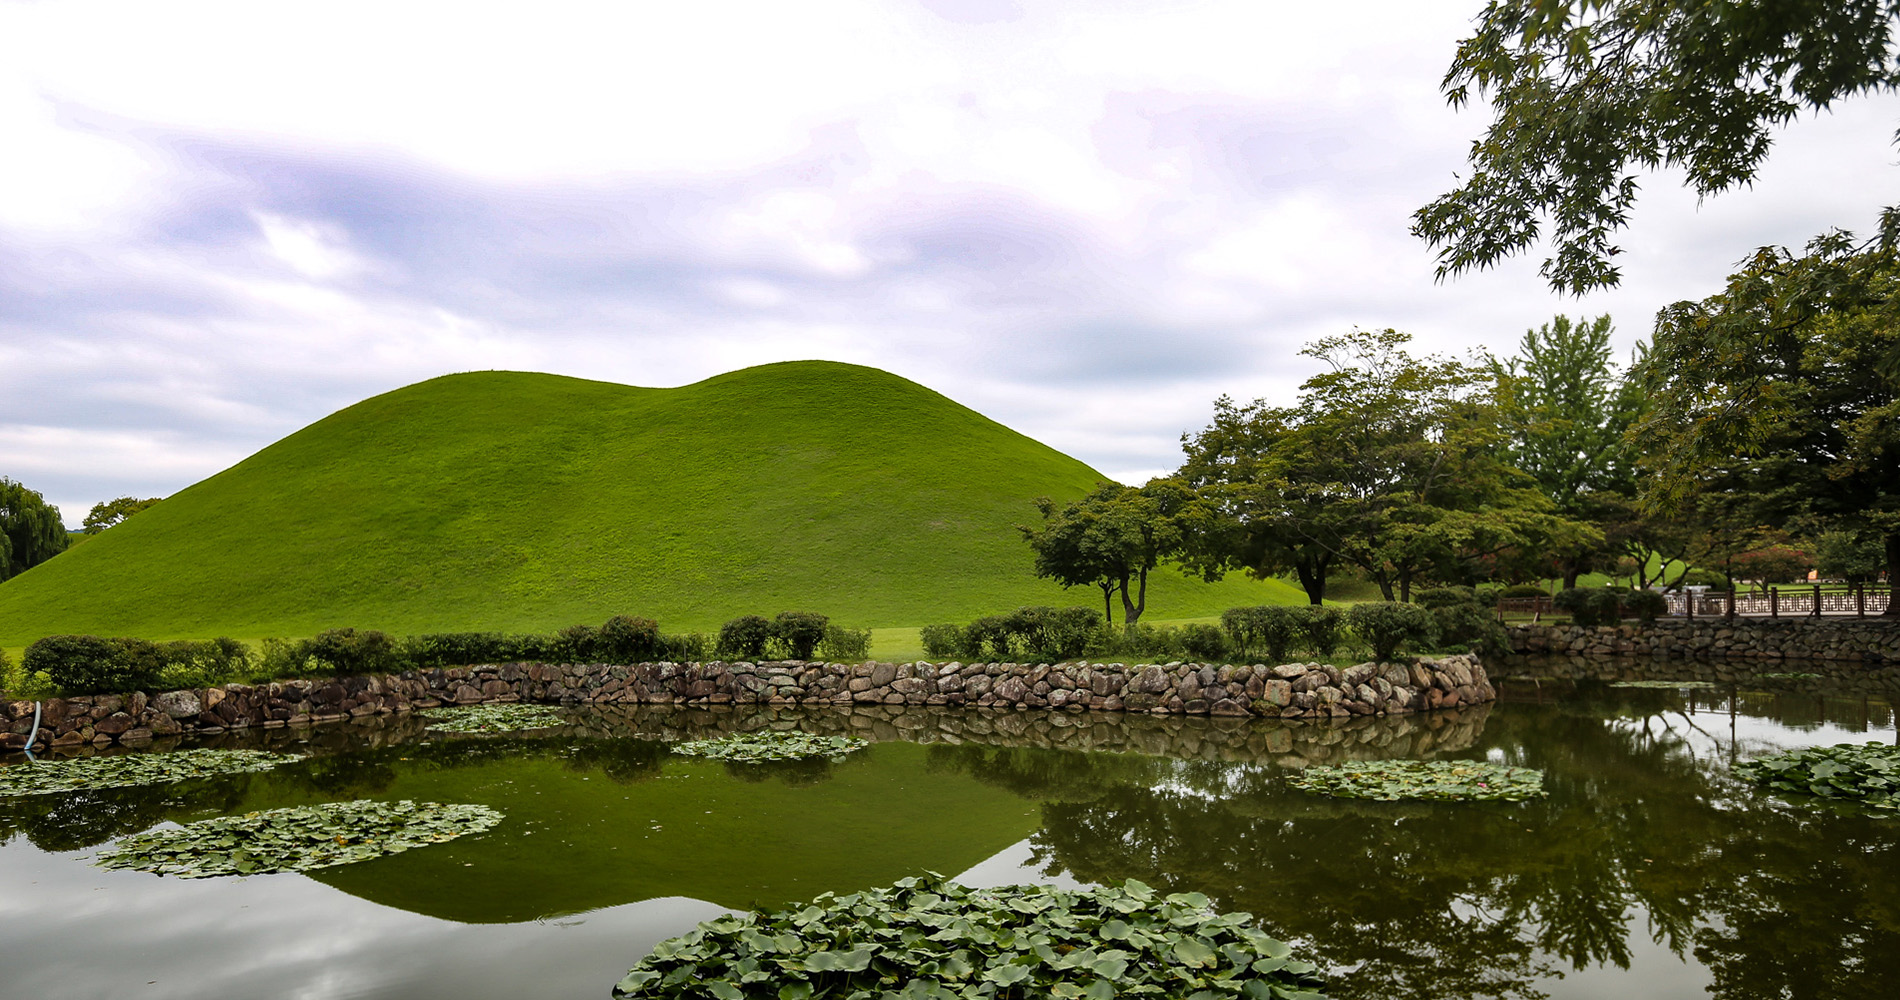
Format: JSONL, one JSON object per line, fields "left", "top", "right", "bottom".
{"left": 720, "top": 755, "right": 835, "bottom": 787}
{"left": 930, "top": 705, "right": 1900, "bottom": 1000}
{"left": 0, "top": 778, "right": 256, "bottom": 852}
{"left": 565, "top": 738, "right": 670, "bottom": 784}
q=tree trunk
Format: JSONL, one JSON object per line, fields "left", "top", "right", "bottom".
{"left": 1374, "top": 571, "right": 1396, "bottom": 602}
{"left": 1398, "top": 571, "right": 1413, "bottom": 604}
{"left": 1099, "top": 580, "right": 1117, "bottom": 625}
{"left": 1293, "top": 557, "right": 1328, "bottom": 605}
{"left": 1122, "top": 566, "right": 1150, "bottom": 624}
{"left": 1884, "top": 532, "right": 1900, "bottom": 617}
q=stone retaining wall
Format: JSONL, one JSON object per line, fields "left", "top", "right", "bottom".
{"left": 1, "top": 654, "right": 1492, "bottom": 753}
{"left": 1508, "top": 618, "right": 1900, "bottom": 662}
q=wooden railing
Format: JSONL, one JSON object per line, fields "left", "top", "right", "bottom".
{"left": 1497, "top": 584, "right": 1891, "bottom": 622}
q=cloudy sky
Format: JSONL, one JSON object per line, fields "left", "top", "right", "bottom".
{"left": 4, "top": 0, "right": 1897, "bottom": 524}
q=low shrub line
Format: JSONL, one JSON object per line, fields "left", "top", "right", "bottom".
{"left": 10, "top": 610, "right": 874, "bottom": 697}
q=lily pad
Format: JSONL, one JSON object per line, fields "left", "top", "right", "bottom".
{"left": 1609, "top": 680, "right": 1723, "bottom": 689}
{"left": 1734, "top": 742, "right": 1900, "bottom": 814}
{"left": 671, "top": 730, "right": 868, "bottom": 763}
{"left": 95, "top": 798, "right": 503, "bottom": 878}
{"left": 420, "top": 703, "right": 568, "bottom": 734}
{"left": 613, "top": 874, "right": 1331, "bottom": 1000}
{"left": 1288, "top": 759, "right": 1547, "bottom": 802}
{"left": 0, "top": 749, "right": 291, "bottom": 798}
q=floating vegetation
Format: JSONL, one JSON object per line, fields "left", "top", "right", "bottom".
{"left": 421, "top": 703, "right": 567, "bottom": 734}
{"left": 614, "top": 874, "right": 1330, "bottom": 1000}
{"left": 1288, "top": 759, "right": 1547, "bottom": 802}
{"left": 1753, "top": 672, "right": 1823, "bottom": 682}
{"left": 0, "top": 749, "right": 290, "bottom": 798}
{"left": 671, "top": 730, "right": 867, "bottom": 763}
{"left": 96, "top": 798, "right": 502, "bottom": 878}
{"left": 1609, "top": 680, "right": 1723, "bottom": 690}
{"left": 1735, "top": 743, "right": 1900, "bottom": 815}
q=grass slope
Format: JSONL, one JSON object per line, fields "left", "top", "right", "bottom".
{"left": 0, "top": 362, "right": 1302, "bottom": 645}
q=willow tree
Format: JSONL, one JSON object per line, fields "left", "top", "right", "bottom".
{"left": 0, "top": 478, "right": 68, "bottom": 581}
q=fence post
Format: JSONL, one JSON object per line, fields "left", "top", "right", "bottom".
{"left": 1813, "top": 583, "right": 1823, "bottom": 617}
{"left": 1726, "top": 589, "right": 1736, "bottom": 620}
{"left": 1770, "top": 587, "right": 1778, "bottom": 618}
{"left": 1858, "top": 583, "right": 1867, "bottom": 619}
{"left": 1686, "top": 591, "right": 1694, "bottom": 621}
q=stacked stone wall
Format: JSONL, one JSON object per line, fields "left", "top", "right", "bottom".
{"left": 1, "top": 654, "right": 1492, "bottom": 753}
{"left": 1508, "top": 619, "right": 1900, "bottom": 662}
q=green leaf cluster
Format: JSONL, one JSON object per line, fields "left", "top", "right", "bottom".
{"left": 95, "top": 798, "right": 503, "bottom": 878}
{"left": 1287, "top": 760, "right": 1546, "bottom": 803}
{"left": 672, "top": 730, "right": 869, "bottom": 763}
{"left": 421, "top": 703, "right": 568, "bottom": 734}
{"left": 1734, "top": 742, "right": 1900, "bottom": 814}
{"left": 613, "top": 875, "right": 1330, "bottom": 1000}
{"left": 0, "top": 748, "right": 290, "bottom": 797}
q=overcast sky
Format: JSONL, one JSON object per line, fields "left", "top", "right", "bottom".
{"left": 4, "top": 0, "right": 1897, "bottom": 525}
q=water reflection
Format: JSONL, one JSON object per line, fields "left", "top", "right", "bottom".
{"left": 2, "top": 680, "right": 1897, "bottom": 1000}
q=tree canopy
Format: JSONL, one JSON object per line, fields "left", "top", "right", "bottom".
{"left": 1418, "top": 0, "right": 1900, "bottom": 293}
{"left": 1019, "top": 480, "right": 1219, "bottom": 624}
{"left": 0, "top": 479, "right": 69, "bottom": 582}
{"left": 83, "top": 496, "right": 162, "bottom": 534}
{"left": 1631, "top": 233, "right": 1900, "bottom": 608}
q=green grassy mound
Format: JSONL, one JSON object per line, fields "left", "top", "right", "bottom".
{"left": 0, "top": 362, "right": 1302, "bottom": 645}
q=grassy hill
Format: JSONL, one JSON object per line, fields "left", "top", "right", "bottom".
{"left": 0, "top": 362, "right": 1303, "bottom": 646}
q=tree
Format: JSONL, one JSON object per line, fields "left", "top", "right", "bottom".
{"left": 82, "top": 496, "right": 161, "bottom": 534}
{"left": 1730, "top": 544, "right": 1815, "bottom": 592}
{"left": 1417, "top": 0, "right": 1900, "bottom": 293}
{"left": 1181, "top": 329, "right": 1595, "bottom": 603}
{"left": 1020, "top": 479, "right": 1220, "bottom": 625}
{"left": 1813, "top": 530, "right": 1886, "bottom": 583}
{"left": 1631, "top": 235, "right": 1900, "bottom": 610}
{"left": 1489, "top": 314, "right": 1647, "bottom": 587}
{"left": 0, "top": 478, "right": 69, "bottom": 582}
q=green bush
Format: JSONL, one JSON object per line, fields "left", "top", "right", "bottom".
{"left": 817, "top": 624, "right": 871, "bottom": 661}
{"left": 715, "top": 615, "right": 772, "bottom": 659}
{"left": 1220, "top": 606, "right": 1304, "bottom": 662}
{"left": 961, "top": 615, "right": 1014, "bottom": 660}
{"left": 1552, "top": 587, "right": 1600, "bottom": 625}
{"left": 761, "top": 611, "right": 827, "bottom": 660}
{"left": 598, "top": 615, "right": 663, "bottom": 663}
{"left": 403, "top": 632, "right": 515, "bottom": 669}
{"left": 1414, "top": 586, "right": 1477, "bottom": 609}
{"left": 661, "top": 632, "right": 708, "bottom": 661}
{"left": 1181, "top": 623, "right": 1228, "bottom": 660}
{"left": 1473, "top": 582, "right": 1506, "bottom": 605}
{"left": 1297, "top": 605, "right": 1345, "bottom": 658}
{"left": 23, "top": 635, "right": 164, "bottom": 694}
{"left": 1346, "top": 603, "right": 1439, "bottom": 661}
{"left": 1088, "top": 622, "right": 1186, "bottom": 661}
{"left": 1499, "top": 583, "right": 1550, "bottom": 600}
{"left": 919, "top": 624, "right": 963, "bottom": 659}
{"left": 1625, "top": 589, "right": 1668, "bottom": 623}
{"left": 1002, "top": 605, "right": 1100, "bottom": 662}
{"left": 305, "top": 628, "right": 399, "bottom": 675}
{"left": 1219, "top": 607, "right": 1267, "bottom": 659}
{"left": 1677, "top": 569, "right": 1733, "bottom": 591}
{"left": 556, "top": 624, "right": 599, "bottom": 660}
{"left": 1430, "top": 602, "right": 1507, "bottom": 655}
{"left": 151, "top": 637, "right": 253, "bottom": 689}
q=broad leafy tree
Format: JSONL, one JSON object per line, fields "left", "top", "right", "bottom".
{"left": 1181, "top": 329, "right": 1593, "bottom": 602}
{"left": 1632, "top": 235, "right": 1900, "bottom": 609}
{"left": 1020, "top": 479, "right": 1220, "bottom": 625}
{"left": 1418, "top": 0, "right": 1900, "bottom": 293}
{"left": 82, "top": 496, "right": 161, "bottom": 534}
{"left": 0, "top": 478, "right": 69, "bottom": 581}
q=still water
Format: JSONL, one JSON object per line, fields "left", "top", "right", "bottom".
{"left": 3, "top": 663, "right": 1897, "bottom": 1000}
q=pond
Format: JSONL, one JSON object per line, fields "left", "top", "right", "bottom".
{"left": 3, "top": 658, "right": 1897, "bottom": 1000}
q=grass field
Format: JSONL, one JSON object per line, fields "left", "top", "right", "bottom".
{"left": 0, "top": 362, "right": 1303, "bottom": 649}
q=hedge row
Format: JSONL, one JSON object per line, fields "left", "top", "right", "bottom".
{"left": 18, "top": 611, "right": 874, "bottom": 696}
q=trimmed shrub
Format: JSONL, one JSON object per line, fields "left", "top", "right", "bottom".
{"left": 769, "top": 611, "right": 830, "bottom": 660}
{"left": 24, "top": 635, "right": 163, "bottom": 694}
{"left": 1473, "top": 582, "right": 1506, "bottom": 605}
{"left": 152, "top": 637, "right": 254, "bottom": 689}
{"left": 1499, "top": 583, "right": 1550, "bottom": 600}
{"left": 1089, "top": 622, "right": 1186, "bottom": 660}
{"left": 598, "top": 615, "right": 663, "bottom": 663}
{"left": 1677, "top": 569, "right": 1732, "bottom": 591}
{"left": 305, "top": 628, "right": 399, "bottom": 675}
{"left": 1297, "top": 605, "right": 1344, "bottom": 658}
{"left": 1554, "top": 588, "right": 1626, "bottom": 626}
{"left": 403, "top": 632, "right": 515, "bottom": 669}
{"left": 1220, "top": 606, "right": 1303, "bottom": 662}
{"left": 1625, "top": 589, "right": 1668, "bottom": 623}
{"left": 716, "top": 615, "right": 773, "bottom": 659}
{"left": 919, "top": 624, "right": 963, "bottom": 659}
{"left": 661, "top": 632, "right": 708, "bottom": 661}
{"left": 556, "top": 624, "right": 599, "bottom": 661}
{"left": 1219, "top": 607, "right": 1267, "bottom": 659}
{"left": 1430, "top": 602, "right": 1507, "bottom": 655}
{"left": 961, "top": 615, "right": 1015, "bottom": 660}
{"left": 1346, "top": 603, "right": 1439, "bottom": 661}
{"left": 1414, "top": 586, "right": 1477, "bottom": 609}
{"left": 818, "top": 624, "right": 872, "bottom": 661}
{"left": 1004, "top": 605, "right": 1100, "bottom": 662}
{"left": 1181, "top": 623, "right": 1228, "bottom": 660}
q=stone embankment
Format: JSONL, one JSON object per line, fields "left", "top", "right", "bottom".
{"left": 1509, "top": 619, "right": 1900, "bottom": 662}
{"left": 1, "top": 655, "right": 1493, "bottom": 753}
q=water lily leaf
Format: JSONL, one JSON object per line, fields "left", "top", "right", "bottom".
{"left": 94, "top": 799, "right": 502, "bottom": 878}
{"left": 1735, "top": 742, "right": 1900, "bottom": 815}
{"left": 0, "top": 749, "right": 292, "bottom": 797}
{"left": 671, "top": 730, "right": 869, "bottom": 763}
{"left": 1286, "top": 760, "right": 1545, "bottom": 803}
{"left": 420, "top": 703, "right": 567, "bottom": 734}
